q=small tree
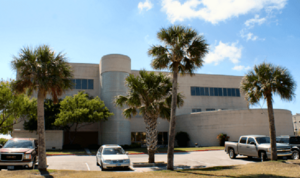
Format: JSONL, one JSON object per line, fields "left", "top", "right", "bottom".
{"left": 241, "top": 62, "right": 296, "bottom": 160}
{"left": 0, "top": 80, "right": 36, "bottom": 134}
{"left": 54, "top": 91, "right": 113, "bottom": 144}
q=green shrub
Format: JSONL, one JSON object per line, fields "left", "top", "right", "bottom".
{"left": 175, "top": 132, "right": 190, "bottom": 147}
{"left": 0, "top": 138, "right": 8, "bottom": 146}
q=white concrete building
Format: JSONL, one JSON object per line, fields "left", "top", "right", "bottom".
{"left": 293, "top": 114, "right": 300, "bottom": 135}
{"left": 13, "top": 54, "right": 294, "bottom": 148}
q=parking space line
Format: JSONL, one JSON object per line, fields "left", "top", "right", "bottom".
{"left": 85, "top": 163, "right": 90, "bottom": 171}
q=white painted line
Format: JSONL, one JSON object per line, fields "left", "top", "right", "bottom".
{"left": 85, "top": 163, "right": 90, "bottom": 171}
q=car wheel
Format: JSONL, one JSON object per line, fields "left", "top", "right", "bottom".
{"left": 229, "top": 148, "right": 236, "bottom": 159}
{"left": 260, "top": 151, "right": 267, "bottom": 162}
{"left": 291, "top": 150, "right": 299, "bottom": 160}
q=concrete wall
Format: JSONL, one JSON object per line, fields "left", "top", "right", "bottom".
{"left": 100, "top": 54, "right": 131, "bottom": 145}
{"left": 12, "top": 130, "right": 63, "bottom": 150}
{"left": 176, "top": 109, "right": 294, "bottom": 146}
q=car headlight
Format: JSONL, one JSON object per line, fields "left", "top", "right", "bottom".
{"left": 24, "top": 154, "right": 32, "bottom": 159}
{"left": 123, "top": 159, "right": 130, "bottom": 163}
{"left": 103, "top": 159, "right": 112, "bottom": 164}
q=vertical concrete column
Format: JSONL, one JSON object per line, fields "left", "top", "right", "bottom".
{"left": 100, "top": 54, "right": 131, "bottom": 145}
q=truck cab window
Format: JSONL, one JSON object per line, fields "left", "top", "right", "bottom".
{"left": 247, "top": 137, "right": 255, "bottom": 144}
{"left": 240, "top": 137, "right": 247, "bottom": 144}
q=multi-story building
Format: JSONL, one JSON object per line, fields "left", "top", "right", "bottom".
{"left": 13, "top": 54, "right": 294, "bottom": 148}
{"left": 293, "top": 114, "right": 300, "bottom": 135}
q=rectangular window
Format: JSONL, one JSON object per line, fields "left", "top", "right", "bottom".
{"left": 232, "top": 88, "right": 236, "bottom": 96}
{"left": 76, "top": 79, "right": 82, "bottom": 89}
{"left": 236, "top": 89, "right": 240, "bottom": 97}
{"left": 240, "top": 137, "right": 247, "bottom": 144}
{"left": 228, "top": 88, "right": 232, "bottom": 96}
{"left": 218, "top": 88, "right": 223, "bottom": 96}
{"left": 88, "top": 79, "right": 94, "bottom": 89}
{"left": 196, "top": 87, "right": 200, "bottom": 96}
{"left": 223, "top": 88, "right": 227, "bottom": 96}
{"left": 192, "top": 109, "right": 201, "bottom": 113}
{"left": 200, "top": 87, "right": 204, "bottom": 96}
{"left": 206, "top": 108, "right": 215, "bottom": 111}
{"left": 210, "top": 88, "right": 214, "bottom": 96}
{"left": 82, "top": 79, "right": 87, "bottom": 89}
{"left": 204, "top": 87, "right": 209, "bottom": 96}
{"left": 71, "top": 79, "right": 76, "bottom": 89}
{"left": 214, "top": 88, "right": 218, "bottom": 96}
{"left": 191, "top": 87, "right": 196, "bottom": 96}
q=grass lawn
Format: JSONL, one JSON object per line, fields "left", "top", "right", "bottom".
{"left": 89, "top": 146, "right": 224, "bottom": 155}
{"left": 0, "top": 160, "right": 300, "bottom": 178}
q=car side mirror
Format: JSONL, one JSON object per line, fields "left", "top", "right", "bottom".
{"left": 0, "top": 144, "right": 2, "bottom": 148}
{"left": 250, "top": 141, "right": 256, "bottom": 145}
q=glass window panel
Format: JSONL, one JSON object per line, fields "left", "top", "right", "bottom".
{"left": 214, "top": 88, "right": 218, "bottom": 96}
{"left": 192, "top": 109, "right": 196, "bottom": 112}
{"left": 191, "top": 87, "right": 196, "bottom": 96}
{"left": 76, "top": 79, "right": 81, "bottom": 89}
{"left": 223, "top": 88, "right": 227, "bottom": 96}
{"left": 210, "top": 88, "right": 214, "bottom": 96}
{"left": 82, "top": 79, "right": 87, "bottom": 89}
{"left": 232, "top": 88, "right": 236, "bottom": 96}
{"left": 88, "top": 79, "right": 94, "bottom": 89}
{"left": 228, "top": 88, "right": 232, "bottom": 96}
{"left": 204, "top": 87, "right": 209, "bottom": 96}
{"left": 195, "top": 87, "right": 200, "bottom": 95}
{"left": 197, "top": 109, "right": 201, "bottom": 112}
{"left": 206, "top": 108, "right": 215, "bottom": 111}
{"left": 158, "top": 132, "right": 163, "bottom": 145}
{"left": 131, "top": 133, "right": 135, "bottom": 143}
{"left": 71, "top": 79, "right": 76, "bottom": 89}
{"left": 200, "top": 87, "right": 204, "bottom": 96}
{"left": 236, "top": 89, "right": 240, "bottom": 97}
{"left": 218, "top": 88, "right": 222, "bottom": 96}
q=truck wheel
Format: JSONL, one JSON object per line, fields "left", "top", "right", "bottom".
{"left": 229, "top": 148, "right": 236, "bottom": 159}
{"left": 291, "top": 150, "right": 299, "bottom": 160}
{"left": 260, "top": 151, "right": 267, "bottom": 162}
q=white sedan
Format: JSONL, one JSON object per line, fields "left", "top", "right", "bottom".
{"left": 96, "top": 144, "right": 130, "bottom": 170}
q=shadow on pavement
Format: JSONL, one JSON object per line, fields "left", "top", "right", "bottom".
{"left": 38, "top": 170, "right": 54, "bottom": 178}
{"left": 101, "top": 167, "right": 134, "bottom": 172}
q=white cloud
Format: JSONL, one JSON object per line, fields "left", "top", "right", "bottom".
{"left": 232, "top": 65, "right": 251, "bottom": 71}
{"left": 138, "top": 0, "right": 153, "bottom": 12}
{"left": 240, "top": 31, "right": 259, "bottom": 41}
{"left": 245, "top": 15, "right": 267, "bottom": 28}
{"left": 205, "top": 41, "right": 242, "bottom": 65}
{"left": 161, "top": 0, "right": 287, "bottom": 24}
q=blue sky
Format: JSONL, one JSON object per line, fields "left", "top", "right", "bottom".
{"left": 0, "top": 0, "right": 299, "bottom": 114}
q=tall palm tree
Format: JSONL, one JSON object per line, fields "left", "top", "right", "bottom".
{"left": 115, "top": 70, "right": 184, "bottom": 163}
{"left": 241, "top": 62, "right": 296, "bottom": 160}
{"left": 148, "top": 25, "right": 209, "bottom": 169}
{"left": 11, "top": 45, "right": 73, "bottom": 171}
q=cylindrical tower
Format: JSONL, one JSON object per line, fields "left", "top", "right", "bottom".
{"left": 100, "top": 54, "right": 131, "bottom": 145}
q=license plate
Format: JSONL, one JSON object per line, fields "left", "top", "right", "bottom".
{"left": 7, "top": 166, "right": 14, "bottom": 170}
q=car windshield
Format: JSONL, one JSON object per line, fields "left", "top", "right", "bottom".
{"left": 3, "top": 140, "right": 34, "bottom": 148}
{"left": 256, "top": 137, "right": 270, "bottom": 144}
{"left": 102, "top": 148, "right": 125, "bottom": 155}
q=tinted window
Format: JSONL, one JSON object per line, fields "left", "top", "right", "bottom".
{"left": 71, "top": 79, "right": 76, "bottom": 89}
{"left": 214, "top": 88, "right": 218, "bottom": 96}
{"left": 200, "top": 87, "right": 204, "bottom": 96}
{"left": 290, "top": 137, "right": 300, "bottom": 144}
{"left": 88, "top": 79, "right": 94, "bottom": 89}
{"left": 247, "top": 137, "right": 255, "bottom": 144}
{"left": 228, "top": 88, "right": 232, "bottom": 96}
{"left": 4, "top": 140, "right": 34, "bottom": 148}
{"left": 236, "top": 89, "right": 240, "bottom": 97}
{"left": 210, "top": 88, "right": 214, "bottom": 96}
{"left": 204, "top": 87, "right": 209, "bottom": 96}
{"left": 240, "top": 137, "right": 247, "bottom": 144}
{"left": 256, "top": 137, "right": 270, "bottom": 144}
{"left": 231, "top": 88, "right": 236, "bottom": 96}
{"left": 191, "top": 87, "right": 196, "bottom": 96}
{"left": 82, "top": 79, "right": 87, "bottom": 89}
{"left": 218, "top": 88, "right": 223, "bottom": 96}
{"left": 196, "top": 87, "right": 200, "bottom": 95}
{"left": 206, "top": 108, "right": 215, "bottom": 111}
{"left": 103, "top": 148, "right": 125, "bottom": 155}
{"left": 223, "top": 88, "right": 227, "bottom": 96}
{"left": 76, "top": 79, "right": 81, "bottom": 89}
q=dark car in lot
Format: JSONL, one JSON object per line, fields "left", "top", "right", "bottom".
{"left": 276, "top": 135, "right": 300, "bottom": 160}
{"left": 0, "top": 138, "right": 38, "bottom": 170}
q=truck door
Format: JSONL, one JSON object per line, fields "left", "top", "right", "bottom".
{"left": 238, "top": 137, "right": 247, "bottom": 155}
{"left": 245, "top": 137, "right": 257, "bottom": 157}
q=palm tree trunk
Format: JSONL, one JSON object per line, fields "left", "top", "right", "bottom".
{"left": 167, "top": 67, "right": 178, "bottom": 170}
{"left": 144, "top": 114, "right": 158, "bottom": 163}
{"left": 37, "top": 89, "right": 47, "bottom": 170}
{"left": 266, "top": 94, "right": 277, "bottom": 160}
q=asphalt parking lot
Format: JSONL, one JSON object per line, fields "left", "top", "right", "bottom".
{"left": 46, "top": 150, "right": 260, "bottom": 172}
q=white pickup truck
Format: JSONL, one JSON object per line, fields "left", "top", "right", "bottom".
{"left": 225, "top": 135, "right": 292, "bottom": 161}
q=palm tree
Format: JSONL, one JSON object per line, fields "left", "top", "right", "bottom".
{"left": 241, "top": 62, "right": 296, "bottom": 160}
{"left": 148, "top": 25, "right": 209, "bottom": 169}
{"left": 11, "top": 45, "right": 73, "bottom": 171}
{"left": 115, "top": 70, "right": 184, "bottom": 163}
